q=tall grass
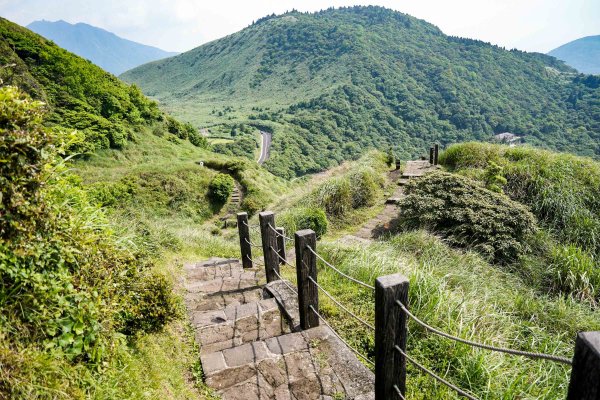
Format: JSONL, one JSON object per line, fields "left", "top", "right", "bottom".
{"left": 292, "top": 231, "right": 600, "bottom": 399}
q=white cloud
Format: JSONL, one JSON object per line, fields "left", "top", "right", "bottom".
{"left": 1, "top": 0, "right": 598, "bottom": 52}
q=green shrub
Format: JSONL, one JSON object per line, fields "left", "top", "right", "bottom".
{"left": 347, "top": 167, "right": 383, "bottom": 208}
{"left": 209, "top": 173, "right": 234, "bottom": 203}
{"left": 441, "top": 143, "right": 600, "bottom": 256}
{"left": 313, "top": 177, "right": 352, "bottom": 217}
{"left": 121, "top": 271, "right": 182, "bottom": 335}
{"left": 88, "top": 176, "right": 137, "bottom": 206}
{"left": 399, "top": 172, "right": 537, "bottom": 262}
{"left": 280, "top": 207, "right": 328, "bottom": 238}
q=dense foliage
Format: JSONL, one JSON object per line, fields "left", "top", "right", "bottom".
{"left": 0, "top": 86, "right": 180, "bottom": 397}
{"left": 123, "top": 6, "right": 600, "bottom": 178}
{"left": 0, "top": 18, "right": 204, "bottom": 153}
{"left": 208, "top": 173, "right": 235, "bottom": 203}
{"left": 279, "top": 207, "right": 328, "bottom": 238}
{"left": 440, "top": 143, "right": 600, "bottom": 302}
{"left": 398, "top": 171, "right": 537, "bottom": 262}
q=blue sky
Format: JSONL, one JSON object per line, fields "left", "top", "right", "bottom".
{"left": 1, "top": 0, "right": 598, "bottom": 53}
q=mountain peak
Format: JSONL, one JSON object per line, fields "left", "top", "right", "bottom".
{"left": 26, "top": 19, "right": 177, "bottom": 75}
{"left": 548, "top": 35, "right": 600, "bottom": 74}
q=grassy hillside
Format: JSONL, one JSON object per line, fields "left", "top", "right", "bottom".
{"left": 123, "top": 6, "right": 600, "bottom": 178}
{"left": 0, "top": 17, "right": 204, "bottom": 153}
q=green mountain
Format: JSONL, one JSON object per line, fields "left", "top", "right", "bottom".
{"left": 27, "top": 20, "right": 178, "bottom": 75}
{"left": 122, "top": 6, "right": 600, "bottom": 178}
{"left": 0, "top": 17, "right": 202, "bottom": 153}
{"left": 549, "top": 35, "right": 600, "bottom": 75}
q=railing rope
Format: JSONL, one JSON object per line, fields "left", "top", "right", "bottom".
{"left": 306, "top": 245, "right": 375, "bottom": 290}
{"left": 396, "top": 300, "right": 572, "bottom": 365}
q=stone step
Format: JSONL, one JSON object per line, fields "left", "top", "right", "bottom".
{"left": 397, "top": 178, "right": 410, "bottom": 186}
{"left": 385, "top": 197, "right": 401, "bottom": 204}
{"left": 191, "top": 298, "right": 292, "bottom": 354}
{"left": 184, "top": 258, "right": 243, "bottom": 281}
{"left": 201, "top": 326, "right": 375, "bottom": 400}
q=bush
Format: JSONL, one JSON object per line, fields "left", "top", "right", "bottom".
{"left": 209, "top": 173, "right": 235, "bottom": 203}
{"left": 280, "top": 207, "right": 328, "bottom": 238}
{"left": 313, "top": 177, "right": 352, "bottom": 217}
{"left": 121, "top": 271, "right": 182, "bottom": 335}
{"left": 399, "top": 172, "right": 537, "bottom": 262}
{"left": 347, "top": 167, "right": 383, "bottom": 208}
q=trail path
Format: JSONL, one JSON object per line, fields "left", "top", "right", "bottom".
{"left": 350, "top": 160, "right": 436, "bottom": 242}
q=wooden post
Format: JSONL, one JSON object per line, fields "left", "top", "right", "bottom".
{"left": 276, "top": 227, "right": 286, "bottom": 265}
{"left": 375, "top": 273, "right": 409, "bottom": 400}
{"left": 259, "top": 211, "right": 280, "bottom": 283}
{"left": 295, "top": 229, "right": 319, "bottom": 329}
{"left": 429, "top": 147, "right": 434, "bottom": 165}
{"left": 395, "top": 159, "right": 401, "bottom": 170}
{"left": 567, "top": 331, "right": 600, "bottom": 399}
{"left": 434, "top": 144, "right": 439, "bottom": 165}
{"left": 237, "top": 212, "right": 252, "bottom": 269}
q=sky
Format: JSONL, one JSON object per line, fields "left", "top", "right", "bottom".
{"left": 0, "top": 0, "right": 598, "bottom": 53}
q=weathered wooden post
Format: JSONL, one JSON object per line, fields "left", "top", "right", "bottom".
{"left": 295, "top": 229, "right": 319, "bottom": 329}
{"left": 259, "top": 211, "right": 280, "bottom": 283}
{"left": 567, "top": 331, "right": 600, "bottom": 399}
{"left": 276, "top": 227, "right": 286, "bottom": 265}
{"left": 395, "top": 159, "right": 401, "bottom": 170}
{"left": 434, "top": 144, "right": 439, "bottom": 165}
{"left": 237, "top": 212, "right": 252, "bottom": 269}
{"left": 429, "top": 147, "right": 434, "bottom": 165}
{"left": 375, "top": 273, "right": 409, "bottom": 400}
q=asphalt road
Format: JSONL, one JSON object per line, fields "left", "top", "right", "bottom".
{"left": 257, "top": 131, "right": 271, "bottom": 165}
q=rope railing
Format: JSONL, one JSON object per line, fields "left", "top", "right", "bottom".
{"left": 269, "top": 245, "right": 296, "bottom": 269}
{"left": 244, "top": 237, "right": 262, "bottom": 249}
{"left": 267, "top": 223, "right": 294, "bottom": 242}
{"left": 272, "top": 268, "right": 299, "bottom": 295}
{"left": 309, "top": 305, "right": 375, "bottom": 367}
{"left": 245, "top": 254, "right": 264, "bottom": 267}
{"left": 395, "top": 345, "right": 480, "bottom": 400}
{"left": 393, "top": 385, "right": 406, "bottom": 400}
{"left": 308, "top": 275, "right": 375, "bottom": 331}
{"left": 306, "top": 245, "right": 375, "bottom": 290}
{"left": 395, "top": 300, "right": 573, "bottom": 365}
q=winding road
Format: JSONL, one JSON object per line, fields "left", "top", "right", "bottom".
{"left": 257, "top": 131, "right": 271, "bottom": 165}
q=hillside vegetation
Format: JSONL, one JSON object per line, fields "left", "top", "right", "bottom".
{"left": 0, "top": 17, "right": 205, "bottom": 154}
{"left": 123, "top": 6, "right": 600, "bottom": 178}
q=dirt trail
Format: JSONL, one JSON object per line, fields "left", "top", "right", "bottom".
{"left": 349, "top": 160, "right": 436, "bottom": 242}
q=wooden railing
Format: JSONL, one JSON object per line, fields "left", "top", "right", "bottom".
{"left": 237, "top": 210, "right": 599, "bottom": 400}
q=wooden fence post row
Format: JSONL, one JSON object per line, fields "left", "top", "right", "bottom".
{"left": 237, "top": 212, "right": 252, "bottom": 269}
{"left": 567, "top": 331, "right": 600, "bottom": 399}
{"left": 375, "top": 273, "right": 409, "bottom": 400}
{"left": 259, "top": 211, "right": 280, "bottom": 283}
{"left": 295, "top": 229, "right": 319, "bottom": 330}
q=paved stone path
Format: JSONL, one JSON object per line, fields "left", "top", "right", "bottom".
{"left": 185, "top": 258, "right": 375, "bottom": 399}
{"left": 351, "top": 160, "right": 437, "bottom": 241}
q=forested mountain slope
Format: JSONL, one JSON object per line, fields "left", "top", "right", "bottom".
{"left": 123, "top": 6, "right": 600, "bottom": 178}
{"left": 27, "top": 20, "right": 178, "bottom": 75}
{"left": 549, "top": 35, "right": 600, "bottom": 75}
{"left": 0, "top": 17, "right": 203, "bottom": 154}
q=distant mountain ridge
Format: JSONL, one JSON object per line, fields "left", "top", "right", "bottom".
{"left": 27, "top": 20, "right": 178, "bottom": 75}
{"left": 548, "top": 35, "right": 600, "bottom": 75}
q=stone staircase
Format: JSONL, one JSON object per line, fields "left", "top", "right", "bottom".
{"left": 185, "top": 258, "right": 375, "bottom": 400}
